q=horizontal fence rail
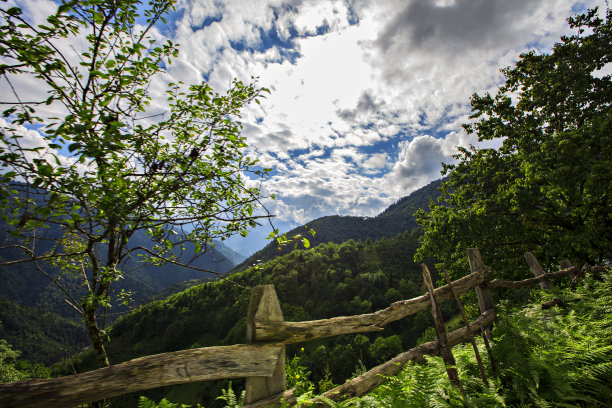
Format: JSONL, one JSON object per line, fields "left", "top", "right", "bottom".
{"left": 252, "top": 269, "right": 488, "bottom": 344}
{"left": 0, "top": 249, "right": 605, "bottom": 408}
{"left": 0, "top": 344, "right": 284, "bottom": 408}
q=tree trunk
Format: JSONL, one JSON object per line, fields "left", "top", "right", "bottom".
{"left": 84, "top": 308, "right": 110, "bottom": 368}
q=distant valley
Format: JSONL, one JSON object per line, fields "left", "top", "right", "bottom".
{"left": 0, "top": 178, "right": 443, "bottom": 365}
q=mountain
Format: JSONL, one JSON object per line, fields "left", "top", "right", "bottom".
{"left": 0, "top": 297, "right": 89, "bottom": 365}
{"left": 0, "top": 183, "right": 246, "bottom": 363}
{"left": 232, "top": 178, "right": 444, "bottom": 272}
{"left": 0, "top": 177, "right": 442, "bottom": 365}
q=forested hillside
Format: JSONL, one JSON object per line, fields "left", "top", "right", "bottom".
{"left": 71, "top": 232, "right": 455, "bottom": 407}
{"left": 0, "top": 298, "right": 88, "bottom": 365}
{"left": 0, "top": 206, "right": 243, "bottom": 364}
{"left": 0, "top": 177, "right": 440, "bottom": 365}
{"left": 233, "top": 178, "right": 443, "bottom": 273}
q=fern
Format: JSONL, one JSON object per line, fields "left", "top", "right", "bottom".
{"left": 322, "top": 269, "right": 611, "bottom": 408}
{"left": 216, "top": 380, "right": 245, "bottom": 408}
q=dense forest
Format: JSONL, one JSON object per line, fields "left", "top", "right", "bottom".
{"left": 0, "top": 216, "right": 241, "bottom": 364}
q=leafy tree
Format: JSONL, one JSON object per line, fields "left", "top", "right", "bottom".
{"left": 0, "top": 338, "right": 49, "bottom": 383}
{"left": 416, "top": 8, "right": 611, "bottom": 278}
{"left": 0, "top": 339, "right": 28, "bottom": 383}
{"left": 0, "top": 0, "right": 270, "bottom": 368}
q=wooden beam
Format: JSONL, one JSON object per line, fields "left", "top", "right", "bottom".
{"left": 421, "top": 264, "right": 461, "bottom": 390}
{"left": 242, "top": 310, "right": 497, "bottom": 408}
{"left": 524, "top": 252, "right": 552, "bottom": 289}
{"left": 467, "top": 248, "right": 494, "bottom": 313}
{"left": 442, "top": 269, "right": 489, "bottom": 386}
{"left": 245, "top": 285, "right": 286, "bottom": 404}
{"left": 253, "top": 270, "right": 487, "bottom": 344}
{"left": 0, "top": 344, "right": 283, "bottom": 408}
{"left": 490, "top": 265, "right": 586, "bottom": 289}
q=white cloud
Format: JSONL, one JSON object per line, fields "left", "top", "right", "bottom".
{"left": 363, "top": 153, "right": 388, "bottom": 171}
{"left": 384, "top": 130, "right": 480, "bottom": 195}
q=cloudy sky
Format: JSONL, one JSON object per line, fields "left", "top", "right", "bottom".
{"left": 6, "top": 0, "right": 608, "bottom": 255}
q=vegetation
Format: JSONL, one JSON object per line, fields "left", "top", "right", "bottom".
{"left": 0, "top": 297, "right": 88, "bottom": 365}
{"left": 0, "top": 339, "right": 50, "bottom": 383}
{"left": 134, "top": 269, "right": 612, "bottom": 408}
{"left": 62, "top": 232, "right": 448, "bottom": 407}
{"left": 0, "top": 0, "right": 270, "bottom": 368}
{"left": 416, "top": 8, "right": 612, "bottom": 280}
{"left": 273, "top": 268, "right": 612, "bottom": 407}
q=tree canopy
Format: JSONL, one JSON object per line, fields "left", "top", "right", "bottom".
{"left": 416, "top": 8, "right": 611, "bottom": 278}
{"left": 0, "top": 0, "right": 270, "bottom": 368}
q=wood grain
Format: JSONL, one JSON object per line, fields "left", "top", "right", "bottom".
{"left": 0, "top": 344, "right": 283, "bottom": 408}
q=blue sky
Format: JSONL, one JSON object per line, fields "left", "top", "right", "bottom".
{"left": 5, "top": 0, "right": 609, "bottom": 256}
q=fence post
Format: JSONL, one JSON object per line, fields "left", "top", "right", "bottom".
{"left": 442, "top": 269, "right": 489, "bottom": 386}
{"left": 245, "top": 285, "right": 286, "bottom": 404}
{"left": 560, "top": 259, "right": 577, "bottom": 289}
{"left": 467, "top": 248, "right": 494, "bottom": 342}
{"left": 421, "top": 264, "right": 462, "bottom": 391}
{"left": 524, "top": 252, "right": 553, "bottom": 290}
{"left": 467, "top": 248, "right": 494, "bottom": 313}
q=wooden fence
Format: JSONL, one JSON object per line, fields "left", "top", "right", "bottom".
{"left": 0, "top": 249, "right": 604, "bottom": 408}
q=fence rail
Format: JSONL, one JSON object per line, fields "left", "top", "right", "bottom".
{"left": 0, "top": 249, "right": 605, "bottom": 408}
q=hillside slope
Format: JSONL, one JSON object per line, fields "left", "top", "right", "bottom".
{"left": 232, "top": 178, "right": 443, "bottom": 272}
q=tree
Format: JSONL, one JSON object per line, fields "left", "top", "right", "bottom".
{"left": 0, "top": 339, "right": 28, "bottom": 383}
{"left": 416, "top": 8, "right": 611, "bottom": 279}
{"left": 0, "top": 0, "right": 271, "bottom": 368}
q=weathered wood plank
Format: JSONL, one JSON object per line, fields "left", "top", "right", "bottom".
{"left": 421, "top": 264, "right": 461, "bottom": 390}
{"left": 245, "top": 285, "right": 286, "bottom": 404}
{"left": 467, "top": 248, "right": 495, "bottom": 313}
{"left": 242, "top": 310, "right": 496, "bottom": 408}
{"left": 490, "top": 265, "right": 585, "bottom": 289}
{"left": 0, "top": 344, "right": 283, "bottom": 408}
{"left": 254, "top": 270, "right": 487, "bottom": 344}
{"left": 524, "top": 252, "right": 552, "bottom": 289}
{"left": 442, "top": 269, "right": 489, "bottom": 385}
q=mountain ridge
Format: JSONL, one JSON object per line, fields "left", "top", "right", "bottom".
{"left": 231, "top": 177, "right": 444, "bottom": 273}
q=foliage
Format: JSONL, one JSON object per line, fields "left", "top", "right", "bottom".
{"left": 0, "top": 339, "right": 28, "bottom": 383}
{"left": 329, "top": 268, "right": 612, "bottom": 408}
{"left": 215, "top": 381, "right": 245, "bottom": 408}
{"left": 416, "top": 8, "right": 612, "bottom": 279}
{"left": 0, "top": 0, "right": 270, "bottom": 367}
{"left": 0, "top": 296, "right": 88, "bottom": 365}
{"left": 0, "top": 339, "right": 50, "bottom": 383}
{"left": 286, "top": 348, "right": 315, "bottom": 397}
{"left": 491, "top": 271, "right": 612, "bottom": 406}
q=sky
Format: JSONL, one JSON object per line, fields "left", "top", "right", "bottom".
{"left": 4, "top": 0, "right": 608, "bottom": 256}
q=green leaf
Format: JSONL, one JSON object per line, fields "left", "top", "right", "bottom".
{"left": 6, "top": 7, "right": 22, "bottom": 16}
